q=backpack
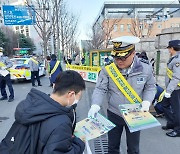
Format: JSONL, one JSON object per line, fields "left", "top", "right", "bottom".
{"left": 0, "top": 121, "right": 41, "bottom": 154}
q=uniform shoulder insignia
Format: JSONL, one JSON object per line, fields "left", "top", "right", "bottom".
{"left": 175, "top": 62, "right": 180, "bottom": 67}
{"left": 140, "top": 58, "right": 149, "bottom": 64}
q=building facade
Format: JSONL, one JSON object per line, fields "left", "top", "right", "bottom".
{"left": 93, "top": 1, "right": 180, "bottom": 47}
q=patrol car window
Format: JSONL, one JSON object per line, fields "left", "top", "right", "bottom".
{"left": 11, "top": 59, "right": 27, "bottom": 65}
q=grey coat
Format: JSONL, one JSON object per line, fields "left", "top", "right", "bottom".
{"left": 0, "top": 56, "right": 13, "bottom": 69}
{"left": 29, "top": 58, "right": 39, "bottom": 72}
{"left": 92, "top": 56, "right": 156, "bottom": 116}
{"left": 165, "top": 52, "right": 180, "bottom": 94}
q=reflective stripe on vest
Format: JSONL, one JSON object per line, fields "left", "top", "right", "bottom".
{"left": 50, "top": 61, "right": 60, "bottom": 75}
{"left": 158, "top": 90, "right": 165, "bottom": 103}
{"left": 31, "top": 58, "right": 38, "bottom": 65}
{"left": 105, "top": 63, "right": 142, "bottom": 104}
{"left": 0, "top": 62, "right": 6, "bottom": 67}
{"left": 166, "top": 68, "right": 180, "bottom": 86}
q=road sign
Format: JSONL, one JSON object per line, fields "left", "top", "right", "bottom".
{"left": 2, "top": 5, "right": 36, "bottom": 25}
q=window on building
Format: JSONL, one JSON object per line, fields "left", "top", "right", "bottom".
{"left": 120, "top": 24, "right": 124, "bottom": 32}
{"left": 176, "top": 23, "right": 180, "bottom": 27}
{"left": 114, "top": 24, "right": 118, "bottom": 32}
{"left": 0, "top": 20, "right": 2, "bottom": 24}
{"left": 139, "top": 24, "right": 143, "bottom": 30}
{"left": 158, "top": 24, "right": 162, "bottom": 29}
{"left": 21, "top": 26, "right": 24, "bottom": 29}
{"left": 21, "top": 30, "right": 24, "bottom": 33}
{"left": 16, "top": 26, "right": 19, "bottom": 30}
{"left": 26, "top": 33, "right": 29, "bottom": 37}
{"left": 127, "top": 24, "right": 131, "bottom": 32}
{"left": 148, "top": 24, "right": 153, "bottom": 29}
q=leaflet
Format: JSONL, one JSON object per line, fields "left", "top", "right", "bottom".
{"left": 74, "top": 113, "right": 115, "bottom": 141}
{"left": 119, "top": 104, "right": 161, "bottom": 133}
{"left": 0, "top": 69, "right": 9, "bottom": 77}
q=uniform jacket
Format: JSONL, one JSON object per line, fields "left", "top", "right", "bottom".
{"left": 29, "top": 58, "right": 39, "bottom": 71}
{"left": 92, "top": 56, "right": 156, "bottom": 116}
{"left": 49, "top": 60, "right": 62, "bottom": 83}
{"left": 15, "top": 88, "right": 85, "bottom": 154}
{"left": 165, "top": 52, "right": 180, "bottom": 94}
{"left": 0, "top": 56, "right": 13, "bottom": 69}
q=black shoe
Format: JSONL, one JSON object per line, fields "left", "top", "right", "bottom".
{"left": 8, "top": 98, "right": 14, "bottom": 102}
{"left": 32, "top": 85, "right": 37, "bottom": 87}
{"left": 162, "top": 125, "right": 174, "bottom": 130}
{"left": 0, "top": 97, "right": 8, "bottom": 101}
{"left": 166, "top": 130, "right": 180, "bottom": 137}
{"left": 38, "top": 84, "right": 42, "bottom": 86}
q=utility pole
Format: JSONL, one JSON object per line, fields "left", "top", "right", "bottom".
{"left": 55, "top": 0, "right": 61, "bottom": 59}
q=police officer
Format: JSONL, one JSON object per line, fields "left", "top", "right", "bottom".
{"left": 161, "top": 40, "right": 180, "bottom": 137}
{"left": 29, "top": 54, "right": 42, "bottom": 87}
{"left": 0, "top": 50, "right": 14, "bottom": 102}
{"left": 88, "top": 36, "right": 156, "bottom": 154}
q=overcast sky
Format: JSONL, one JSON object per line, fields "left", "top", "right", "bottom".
{"left": 66, "top": 0, "right": 179, "bottom": 40}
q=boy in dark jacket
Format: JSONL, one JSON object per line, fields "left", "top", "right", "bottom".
{"left": 0, "top": 70, "right": 85, "bottom": 154}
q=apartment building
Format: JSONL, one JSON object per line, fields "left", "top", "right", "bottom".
{"left": 93, "top": 1, "right": 180, "bottom": 42}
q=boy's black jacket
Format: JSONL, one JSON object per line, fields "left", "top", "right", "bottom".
{"left": 0, "top": 88, "right": 85, "bottom": 154}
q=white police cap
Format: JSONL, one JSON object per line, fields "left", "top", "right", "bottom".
{"left": 111, "top": 36, "right": 140, "bottom": 57}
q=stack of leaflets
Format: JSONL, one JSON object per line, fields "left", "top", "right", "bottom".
{"left": 119, "top": 104, "right": 161, "bottom": 132}
{"left": 74, "top": 113, "right": 115, "bottom": 141}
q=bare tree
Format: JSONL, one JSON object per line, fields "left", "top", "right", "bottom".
{"left": 59, "top": 3, "right": 79, "bottom": 59}
{"left": 130, "top": 17, "right": 154, "bottom": 38}
{"left": 26, "top": 0, "right": 56, "bottom": 57}
{"left": 87, "top": 16, "right": 123, "bottom": 49}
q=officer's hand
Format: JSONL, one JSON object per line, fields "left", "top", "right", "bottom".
{"left": 164, "top": 92, "right": 171, "bottom": 98}
{"left": 140, "top": 101, "right": 151, "bottom": 112}
{"left": 88, "top": 104, "right": 100, "bottom": 119}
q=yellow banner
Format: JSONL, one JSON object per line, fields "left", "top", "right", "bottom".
{"left": 105, "top": 63, "right": 142, "bottom": 104}
{"left": 66, "top": 64, "right": 101, "bottom": 72}
{"left": 166, "top": 68, "right": 180, "bottom": 86}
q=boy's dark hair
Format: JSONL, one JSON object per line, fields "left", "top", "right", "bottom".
{"left": 46, "top": 55, "right": 51, "bottom": 61}
{"left": 53, "top": 70, "right": 85, "bottom": 95}
{"left": 51, "top": 54, "right": 57, "bottom": 60}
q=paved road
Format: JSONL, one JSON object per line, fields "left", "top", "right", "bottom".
{"left": 0, "top": 77, "right": 180, "bottom": 154}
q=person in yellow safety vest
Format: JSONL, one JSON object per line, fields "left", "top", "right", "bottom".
{"left": 49, "top": 54, "right": 62, "bottom": 87}
{"left": 0, "top": 50, "right": 14, "bottom": 102}
{"left": 88, "top": 36, "right": 156, "bottom": 154}
{"left": 161, "top": 40, "right": 180, "bottom": 137}
{"left": 29, "top": 54, "right": 42, "bottom": 87}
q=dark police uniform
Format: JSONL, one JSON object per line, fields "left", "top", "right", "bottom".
{"left": 162, "top": 40, "right": 180, "bottom": 137}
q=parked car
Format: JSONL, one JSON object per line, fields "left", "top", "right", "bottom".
{"left": 9, "top": 58, "right": 46, "bottom": 80}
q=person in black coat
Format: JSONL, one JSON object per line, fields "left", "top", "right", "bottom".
{"left": 0, "top": 70, "right": 86, "bottom": 153}
{"left": 49, "top": 54, "right": 63, "bottom": 86}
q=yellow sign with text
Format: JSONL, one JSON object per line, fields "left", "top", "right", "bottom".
{"left": 66, "top": 64, "right": 101, "bottom": 72}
